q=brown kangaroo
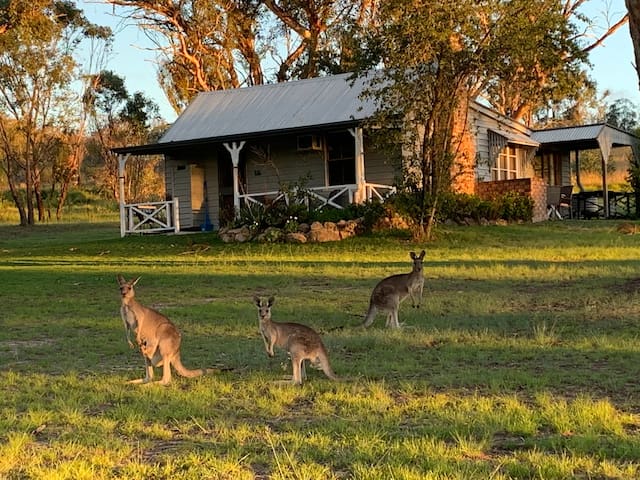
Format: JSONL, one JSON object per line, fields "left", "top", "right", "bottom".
{"left": 117, "top": 275, "right": 209, "bottom": 385}
{"left": 362, "top": 250, "right": 425, "bottom": 329}
{"left": 253, "top": 295, "right": 337, "bottom": 385}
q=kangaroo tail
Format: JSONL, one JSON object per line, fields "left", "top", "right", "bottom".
{"left": 318, "top": 355, "right": 338, "bottom": 381}
{"left": 172, "top": 354, "right": 206, "bottom": 378}
{"left": 361, "top": 303, "right": 376, "bottom": 328}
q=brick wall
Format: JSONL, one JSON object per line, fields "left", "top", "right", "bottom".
{"left": 477, "top": 177, "right": 547, "bottom": 222}
{"left": 451, "top": 102, "right": 477, "bottom": 195}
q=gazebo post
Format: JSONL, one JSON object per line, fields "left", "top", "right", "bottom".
{"left": 118, "top": 154, "right": 129, "bottom": 238}
{"left": 597, "top": 133, "right": 612, "bottom": 218}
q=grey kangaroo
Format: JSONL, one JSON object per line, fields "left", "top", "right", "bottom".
{"left": 117, "top": 275, "right": 209, "bottom": 385}
{"left": 253, "top": 295, "right": 337, "bottom": 385}
{"left": 362, "top": 250, "right": 425, "bottom": 329}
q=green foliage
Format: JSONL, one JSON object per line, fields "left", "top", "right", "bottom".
{"left": 388, "top": 190, "right": 533, "bottom": 225}
{"left": 605, "top": 98, "right": 640, "bottom": 132}
{"left": 0, "top": 187, "right": 118, "bottom": 224}
{"left": 494, "top": 191, "right": 535, "bottom": 222}
{"left": 355, "top": 0, "right": 589, "bottom": 229}
{"left": 311, "top": 200, "right": 386, "bottom": 231}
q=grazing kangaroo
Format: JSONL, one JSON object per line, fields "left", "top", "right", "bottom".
{"left": 362, "top": 250, "right": 425, "bottom": 329}
{"left": 117, "top": 275, "right": 208, "bottom": 385}
{"left": 253, "top": 295, "right": 337, "bottom": 385}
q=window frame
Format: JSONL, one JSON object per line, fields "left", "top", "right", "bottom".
{"left": 492, "top": 145, "right": 518, "bottom": 181}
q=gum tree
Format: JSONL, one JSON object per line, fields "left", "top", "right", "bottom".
{"left": 355, "top": 0, "right": 586, "bottom": 238}
{"left": 0, "top": 0, "right": 110, "bottom": 224}
{"left": 623, "top": 0, "right": 640, "bottom": 216}
{"left": 627, "top": 0, "right": 640, "bottom": 90}
{"left": 84, "top": 70, "right": 163, "bottom": 201}
{"left": 103, "top": 0, "right": 377, "bottom": 112}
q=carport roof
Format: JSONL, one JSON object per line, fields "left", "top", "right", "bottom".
{"left": 531, "top": 123, "right": 640, "bottom": 151}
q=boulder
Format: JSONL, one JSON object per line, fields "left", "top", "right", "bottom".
{"left": 286, "top": 232, "right": 307, "bottom": 243}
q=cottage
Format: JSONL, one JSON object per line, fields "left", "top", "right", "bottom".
{"left": 114, "top": 72, "right": 639, "bottom": 235}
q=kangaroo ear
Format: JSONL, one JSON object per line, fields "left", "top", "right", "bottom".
{"left": 419, "top": 250, "right": 425, "bottom": 259}
{"left": 132, "top": 276, "right": 141, "bottom": 286}
{"left": 116, "top": 275, "right": 125, "bottom": 285}
{"left": 268, "top": 296, "right": 275, "bottom": 307}
{"left": 252, "top": 295, "right": 261, "bottom": 307}
{"left": 409, "top": 251, "right": 416, "bottom": 260}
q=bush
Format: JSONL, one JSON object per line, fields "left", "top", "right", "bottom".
{"left": 310, "top": 200, "right": 385, "bottom": 232}
{"left": 494, "top": 191, "right": 534, "bottom": 221}
{"left": 386, "top": 190, "right": 533, "bottom": 226}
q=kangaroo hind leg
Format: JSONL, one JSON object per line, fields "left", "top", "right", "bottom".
{"left": 129, "top": 357, "right": 154, "bottom": 384}
{"left": 291, "top": 356, "right": 304, "bottom": 385}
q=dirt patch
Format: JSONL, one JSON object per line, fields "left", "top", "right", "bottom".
{"left": 617, "top": 277, "right": 640, "bottom": 295}
{"left": 0, "top": 338, "right": 55, "bottom": 350}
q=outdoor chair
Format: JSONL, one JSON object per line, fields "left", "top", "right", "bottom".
{"left": 546, "top": 185, "right": 562, "bottom": 220}
{"left": 558, "top": 185, "right": 573, "bottom": 219}
{"left": 547, "top": 185, "right": 573, "bottom": 220}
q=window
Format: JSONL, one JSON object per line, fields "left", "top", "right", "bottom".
{"left": 492, "top": 145, "right": 518, "bottom": 180}
{"left": 326, "top": 131, "right": 355, "bottom": 185}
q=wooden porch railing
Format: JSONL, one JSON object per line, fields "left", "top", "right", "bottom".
{"left": 121, "top": 199, "right": 180, "bottom": 237}
{"left": 238, "top": 183, "right": 396, "bottom": 211}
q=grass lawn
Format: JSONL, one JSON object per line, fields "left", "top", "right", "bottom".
{"left": 1, "top": 220, "right": 640, "bottom": 479}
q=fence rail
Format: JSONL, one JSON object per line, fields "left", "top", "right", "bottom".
{"left": 121, "top": 199, "right": 179, "bottom": 237}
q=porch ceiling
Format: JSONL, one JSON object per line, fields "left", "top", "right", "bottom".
{"left": 111, "top": 120, "right": 361, "bottom": 156}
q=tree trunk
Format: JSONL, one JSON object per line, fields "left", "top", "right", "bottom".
{"left": 56, "top": 179, "right": 70, "bottom": 221}
{"left": 6, "top": 164, "right": 28, "bottom": 226}
{"left": 627, "top": 0, "right": 640, "bottom": 90}
{"left": 25, "top": 154, "right": 34, "bottom": 225}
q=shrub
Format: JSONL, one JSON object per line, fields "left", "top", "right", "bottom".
{"left": 385, "top": 190, "right": 533, "bottom": 226}
{"left": 495, "top": 191, "right": 534, "bottom": 221}
{"left": 311, "top": 200, "right": 386, "bottom": 232}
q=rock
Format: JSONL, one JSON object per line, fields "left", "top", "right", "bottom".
{"left": 297, "top": 222, "right": 311, "bottom": 233}
{"left": 307, "top": 226, "right": 341, "bottom": 242}
{"left": 323, "top": 221, "right": 338, "bottom": 231}
{"left": 286, "top": 232, "right": 307, "bottom": 243}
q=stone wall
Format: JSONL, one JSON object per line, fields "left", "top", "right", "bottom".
{"left": 218, "top": 219, "right": 363, "bottom": 243}
{"left": 477, "top": 177, "right": 547, "bottom": 222}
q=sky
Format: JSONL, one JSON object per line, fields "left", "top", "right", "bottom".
{"left": 78, "top": 0, "right": 640, "bottom": 125}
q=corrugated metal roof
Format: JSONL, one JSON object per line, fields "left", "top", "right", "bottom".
{"left": 531, "top": 124, "right": 606, "bottom": 144}
{"left": 159, "top": 73, "right": 378, "bottom": 144}
{"left": 531, "top": 123, "right": 640, "bottom": 149}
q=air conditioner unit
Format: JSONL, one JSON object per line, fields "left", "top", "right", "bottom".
{"left": 297, "top": 134, "right": 322, "bottom": 151}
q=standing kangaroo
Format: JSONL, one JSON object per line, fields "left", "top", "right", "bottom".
{"left": 117, "top": 275, "right": 208, "bottom": 385}
{"left": 362, "top": 250, "right": 425, "bottom": 329}
{"left": 253, "top": 295, "right": 337, "bottom": 385}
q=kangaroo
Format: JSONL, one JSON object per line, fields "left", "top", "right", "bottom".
{"left": 117, "top": 275, "right": 209, "bottom": 385}
{"left": 362, "top": 250, "right": 425, "bottom": 329}
{"left": 253, "top": 295, "right": 337, "bottom": 385}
